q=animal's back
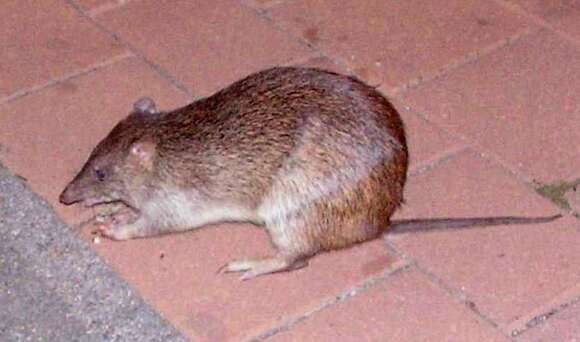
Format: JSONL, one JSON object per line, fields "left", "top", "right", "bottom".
{"left": 174, "top": 67, "right": 410, "bottom": 252}
{"left": 154, "top": 67, "right": 407, "bottom": 218}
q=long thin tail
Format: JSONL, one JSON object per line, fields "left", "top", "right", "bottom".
{"left": 389, "top": 214, "right": 562, "bottom": 234}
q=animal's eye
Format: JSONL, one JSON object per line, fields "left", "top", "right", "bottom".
{"left": 95, "top": 169, "right": 106, "bottom": 181}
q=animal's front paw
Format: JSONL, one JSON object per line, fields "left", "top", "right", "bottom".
{"left": 96, "top": 222, "right": 137, "bottom": 240}
{"left": 93, "top": 204, "right": 141, "bottom": 240}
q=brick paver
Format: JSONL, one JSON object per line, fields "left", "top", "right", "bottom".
{"left": 397, "top": 109, "right": 465, "bottom": 172}
{"left": 96, "top": 0, "right": 314, "bottom": 97}
{"left": 268, "top": 0, "right": 534, "bottom": 91}
{"left": 74, "top": 0, "right": 123, "bottom": 14}
{"left": 0, "top": 0, "right": 127, "bottom": 100}
{"left": 505, "top": 0, "right": 580, "bottom": 39}
{"left": 89, "top": 223, "right": 407, "bottom": 340}
{"left": 518, "top": 299, "right": 580, "bottom": 341}
{"left": 270, "top": 268, "right": 509, "bottom": 341}
{"left": 1, "top": 0, "right": 578, "bottom": 340}
{"left": 399, "top": 30, "right": 580, "bottom": 183}
{"left": 388, "top": 150, "right": 580, "bottom": 333}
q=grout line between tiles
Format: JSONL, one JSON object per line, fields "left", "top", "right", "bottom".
{"left": 392, "top": 101, "right": 568, "bottom": 212}
{"left": 85, "top": 0, "right": 140, "bottom": 17}
{"left": 408, "top": 146, "right": 470, "bottom": 178}
{"left": 392, "top": 26, "right": 540, "bottom": 96}
{"left": 0, "top": 52, "right": 133, "bottom": 106}
{"left": 493, "top": 0, "right": 580, "bottom": 51}
{"left": 461, "top": 148, "right": 570, "bottom": 215}
{"left": 245, "top": 1, "right": 542, "bottom": 99}
{"left": 241, "top": 2, "right": 355, "bottom": 76}
{"left": 240, "top": 0, "right": 295, "bottom": 11}
{"left": 504, "top": 282, "right": 580, "bottom": 337}
{"left": 511, "top": 296, "right": 580, "bottom": 338}
{"left": 250, "top": 257, "right": 412, "bottom": 341}
{"left": 383, "top": 240, "right": 514, "bottom": 340}
{"left": 281, "top": 53, "right": 340, "bottom": 69}
{"left": 64, "top": 0, "right": 196, "bottom": 100}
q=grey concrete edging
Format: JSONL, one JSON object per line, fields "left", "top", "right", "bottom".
{"left": 0, "top": 162, "right": 187, "bottom": 342}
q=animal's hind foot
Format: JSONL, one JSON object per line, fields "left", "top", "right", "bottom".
{"left": 218, "top": 256, "right": 307, "bottom": 280}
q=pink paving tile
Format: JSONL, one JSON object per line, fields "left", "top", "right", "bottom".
{"left": 0, "top": 0, "right": 128, "bottom": 99}
{"left": 270, "top": 268, "right": 508, "bottom": 341}
{"left": 386, "top": 150, "right": 579, "bottom": 328}
{"left": 74, "top": 0, "right": 134, "bottom": 15}
{"left": 98, "top": 0, "right": 313, "bottom": 97}
{"left": 397, "top": 109, "right": 465, "bottom": 172}
{"left": 505, "top": 282, "right": 580, "bottom": 335}
{"left": 400, "top": 30, "right": 580, "bottom": 183}
{"left": 0, "top": 57, "right": 190, "bottom": 223}
{"left": 291, "top": 55, "right": 348, "bottom": 74}
{"left": 267, "top": 0, "right": 535, "bottom": 91}
{"left": 507, "top": 0, "right": 580, "bottom": 39}
{"left": 74, "top": 0, "right": 119, "bottom": 11}
{"left": 518, "top": 300, "right": 580, "bottom": 341}
{"left": 507, "top": 0, "right": 580, "bottom": 18}
{"left": 85, "top": 223, "right": 407, "bottom": 341}
{"left": 241, "top": 0, "right": 284, "bottom": 10}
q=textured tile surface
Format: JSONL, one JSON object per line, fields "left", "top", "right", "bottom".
{"left": 268, "top": 0, "right": 534, "bottom": 90}
{"left": 517, "top": 300, "right": 580, "bottom": 341}
{"left": 397, "top": 109, "right": 465, "bottom": 171}
{"left": 271, "top": 268, "right": 509, "bottom": 341}
{"left": 74, "top": 0, "right": 123, "bottom": 12}
{"left": 388, "top": 150, "right": 579, "bottom": 328}
{"left": 400, "top": 30, "right": 580, "bottom": 183}
{"left": 99, "top": 0, "right": 313, "bottom": 97}
{"left": 507, "top": 0, "right": 580, "bottom": 38}
{"left": 0, "top": 0, "right": 127, "bottom": 99}
{"left": 291, "top": 55, "right": 348, "bottom": 74}
{"left": 89, "top": 224, "right": 407, "bottom": 341}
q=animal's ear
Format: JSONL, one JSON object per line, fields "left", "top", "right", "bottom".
{"left": 133, "top": 97, "right": 158, "bottom": 115}
{"left": 129, "top": 141, "right": 156, "bottom": 170}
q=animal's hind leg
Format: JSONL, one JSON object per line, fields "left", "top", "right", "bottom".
{"left": 219, "top": 217, "right": 315, "bottom": 280}
{"left": 219, "top": 254, "right": 308, "bottom": 280}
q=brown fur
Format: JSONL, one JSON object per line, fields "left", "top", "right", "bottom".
{"left": 60, "top": 67, "right": 408, "bottom": 279}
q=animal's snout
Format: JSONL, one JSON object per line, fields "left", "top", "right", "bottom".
{"left": 59, "top": 184, "right": 77, "bottom": 205}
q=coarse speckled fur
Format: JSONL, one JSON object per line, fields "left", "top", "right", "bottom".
{"left": 60, "top": 67, "right": 408, "bottom": 279}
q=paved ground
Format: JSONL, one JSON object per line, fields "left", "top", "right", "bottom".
{"left": 0, "top": 163, "right": 186, "bottom": 341}
{"left": 1, "top": 0, "right": 579, "bottom": 341}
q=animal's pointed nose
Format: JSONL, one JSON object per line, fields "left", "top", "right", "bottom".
{"left": 59, "top": 185, "right": 75, "bottom": 205}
